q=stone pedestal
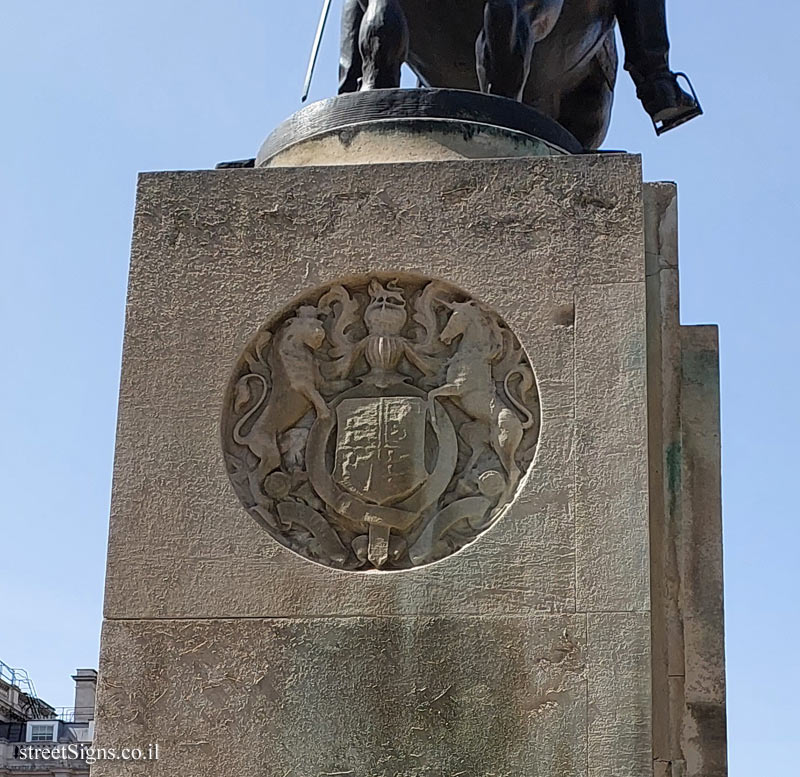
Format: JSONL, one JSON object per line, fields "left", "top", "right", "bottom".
{"left": 93, "top": 153, "right": 726, "bottom": 776}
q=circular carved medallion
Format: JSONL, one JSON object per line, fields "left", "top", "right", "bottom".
{"left": 221, "top": 275, "right": 540, "bottom": 571}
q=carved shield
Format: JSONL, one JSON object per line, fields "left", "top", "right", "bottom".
{"left": 333, "top": 397, "right": 428, "bottom": 505}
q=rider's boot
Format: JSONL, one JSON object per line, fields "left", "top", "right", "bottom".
{"left": 359, "top": 0, "right": 409, "bottom": 89}
{"left": 339, "top": 0, "right": 364, "bottom": 93}
{"left": 615, "top": 0, "right": 702, "bottom": 134}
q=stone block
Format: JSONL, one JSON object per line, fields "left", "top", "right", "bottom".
{"left": 680, "top": 325, "right": 727, "bottom": 777}
{"left": 575, "top": 283, "right": 650, "bottom": 612}
{"left": 93, "top": 616, "right": 588, "bottom": 777}
{"left": 105, "top": 154, "right": 648, "bottom": 622}
{"left": 586, "top": 613, "right": 653, "bottom": 776}
{"left": 95, "top": 154, "right": 665, "bottom": 776}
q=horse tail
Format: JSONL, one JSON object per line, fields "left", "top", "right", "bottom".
{"left": 503, "top": 367, "right": 535, "bottom": 430}
{"left": 233, "top": 374, "right": 269, "bottom": 446}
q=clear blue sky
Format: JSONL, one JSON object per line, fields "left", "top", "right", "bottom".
{"left": 1, "top": 2, "right": 797, "bottom": 773}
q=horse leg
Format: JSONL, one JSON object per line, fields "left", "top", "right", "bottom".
{"left": 339, "top": 0, "right": 365, "bottom": 93}
{"left": 476, "top": 0, "right": 562, "bottom": 100}
{"left": 554, "top": 35, "right": 616, "bottom": 150}
{"left": 359, "top": 0, "right": 408, "bottom": 90}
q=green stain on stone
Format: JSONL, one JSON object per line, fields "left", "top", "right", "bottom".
{"left": 666, "top": 441, "right": 682, "bottom": 500}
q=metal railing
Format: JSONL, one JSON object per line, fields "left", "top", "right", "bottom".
{"left": 0, "top": 660, "right": 58, "bottom": 720}
{"left": 0, "top": 661, "right": 38, "bottom": 699}
{"left": 51, "top": 707, "right": 94, "bottom": 723}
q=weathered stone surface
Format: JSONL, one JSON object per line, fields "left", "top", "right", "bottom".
{"left": 95, "top": 154, "right": 673, "bottom": 777}
{"left": 575, "top": 283, "right": 650, "bottom": 612}
{"left": 645, "top": 182, "right": 685, "bottom": 767}
{"left": 105, "top": 154, "right": 645, "bottom": 622}
{"left": 262, "top": 120, "right": 566, "bottom": 168}
{"left": 644, "top": 184, "right": 728, "bottom": 776}
{"left": 94, "top": 616, "right": 588, "bottom": 777}
{"left": 587, "top": 613, "right": 653, "bottom": 776}
{"left": 680, "top": 325, "right": 727, "bottom": 777}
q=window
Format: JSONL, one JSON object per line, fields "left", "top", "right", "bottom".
{"left": 27, "top": 722, "right": 57, "bottom": 742}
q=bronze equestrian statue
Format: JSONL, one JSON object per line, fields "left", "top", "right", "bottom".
{"left": 338, "top": 0, "right": 701, "bottom": 149}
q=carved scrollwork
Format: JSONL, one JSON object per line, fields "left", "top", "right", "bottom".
{"left": 221, "top": 274, "right": 540, "bottom": 571}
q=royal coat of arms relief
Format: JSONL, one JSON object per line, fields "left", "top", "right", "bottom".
{"left": 221, "top": 275, "right": 540, "bottom": 571}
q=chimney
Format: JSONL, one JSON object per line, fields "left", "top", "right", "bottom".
{"left": 71, "top": 669, "right": 97, "bottom": 723}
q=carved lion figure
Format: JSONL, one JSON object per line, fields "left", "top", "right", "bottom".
{"left": 233, "top": 307, "right": 329, "bottom": 488}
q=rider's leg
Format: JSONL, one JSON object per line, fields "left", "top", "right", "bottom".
{"left": 359, "top": 0, "right": 409, "bottom": 90}
{"left": 339, "top": 0, "right": 365, "bottom": 93}
{"left": 476, "top": 0, "right": 561, "bottom": 100}
{"left": 616, "top": 0, "right": 701, "bottom": 132}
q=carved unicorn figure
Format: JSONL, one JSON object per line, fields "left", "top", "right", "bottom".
{"left": 428, "top": 299, "right": 535, "bottom": 504}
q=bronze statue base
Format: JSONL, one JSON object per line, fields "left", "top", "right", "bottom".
{"left": 255, "top": 89, "right": 583, "bottom": 169}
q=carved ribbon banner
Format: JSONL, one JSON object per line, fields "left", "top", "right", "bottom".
{"left": 221, "top": 275, "right": 540, "bottom": 571}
